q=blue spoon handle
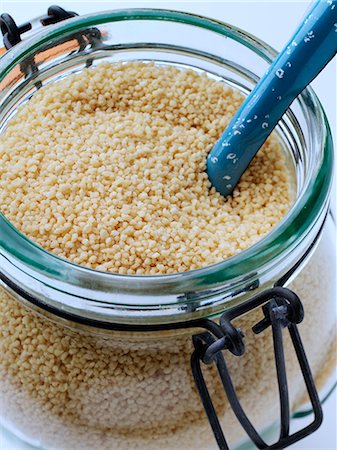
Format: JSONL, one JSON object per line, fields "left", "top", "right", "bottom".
{"left": 207, "top": 0, "right": 337, "bottom": 196}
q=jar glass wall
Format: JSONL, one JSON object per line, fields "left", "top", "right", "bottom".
{"left": 0, "top": 219, "right": 335, "bottom": 450}
{"left": 0, "top": 9, "right": 335, "bottom": 450}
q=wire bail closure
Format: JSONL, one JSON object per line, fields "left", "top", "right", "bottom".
{"left": 0, "top": 5, "right": 102, "bottom": 87}
{"left": 191, "top": 286, "right": 323, "bottom": 450}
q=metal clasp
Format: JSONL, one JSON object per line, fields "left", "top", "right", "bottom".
{"left": 191, "top": 286, "right": 323, "bottom": 450}
{"left": 0, "top": 6, "right": 80, "bottom": 50}
{"left": 0, "top": 5, "right": 102, "bottom": 87}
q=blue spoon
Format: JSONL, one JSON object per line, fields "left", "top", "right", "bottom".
{"left": 207, "top": 0, "right": 337, "bottom": 196}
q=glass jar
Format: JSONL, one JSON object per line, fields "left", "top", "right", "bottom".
{"left": 0, "top": 8, "right": 335, "bottom": 450}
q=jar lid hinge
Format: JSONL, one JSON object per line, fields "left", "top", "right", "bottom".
{"left": 191, "top": 286, "right": 323, "bottom": 449}
{"left": 0, "top": 6, "right": 102, "bottom": 87}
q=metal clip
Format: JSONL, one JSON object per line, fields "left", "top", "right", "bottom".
{"left": 0, "top": 5, "right": 102, "bottom": 86}
{"left": 40, "top": 6, "right": 102, "bottom": 56}
{"left": 40, "top": 5, "right": 78, "bottom": 26}
{"left": 191, "top": 286, "right": 323, "bottom": 450}
{"left": 0, "top": 13, "right": 32, "bottom": 50}
{"left": 0, "top": 12, "right": 41, "bottom": 87}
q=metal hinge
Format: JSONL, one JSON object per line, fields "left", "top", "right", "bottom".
{"left": 0, "top": 5, "right": 102, "bottom": 86}
{"left": 191, "top": 286, "right": 323, "bottom": 450}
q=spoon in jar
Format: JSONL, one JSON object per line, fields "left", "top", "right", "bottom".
{"left": 207, "top": 0, "right": 337, "bottom": 197}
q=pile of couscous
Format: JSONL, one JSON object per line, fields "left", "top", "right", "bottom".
{"left": 0, "top": 62, "right": 290, "bottom": 274}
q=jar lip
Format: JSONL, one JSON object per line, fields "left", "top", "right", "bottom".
{"left": 0, "top": 8, "right": 334, "bottom": 297}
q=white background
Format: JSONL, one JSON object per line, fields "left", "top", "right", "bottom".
{"left": 0, "top": 1, "right": 336, "bottom": 450}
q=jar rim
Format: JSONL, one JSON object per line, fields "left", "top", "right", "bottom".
{"left": 0, "top": 9, "right": 334, "bottom": 315}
